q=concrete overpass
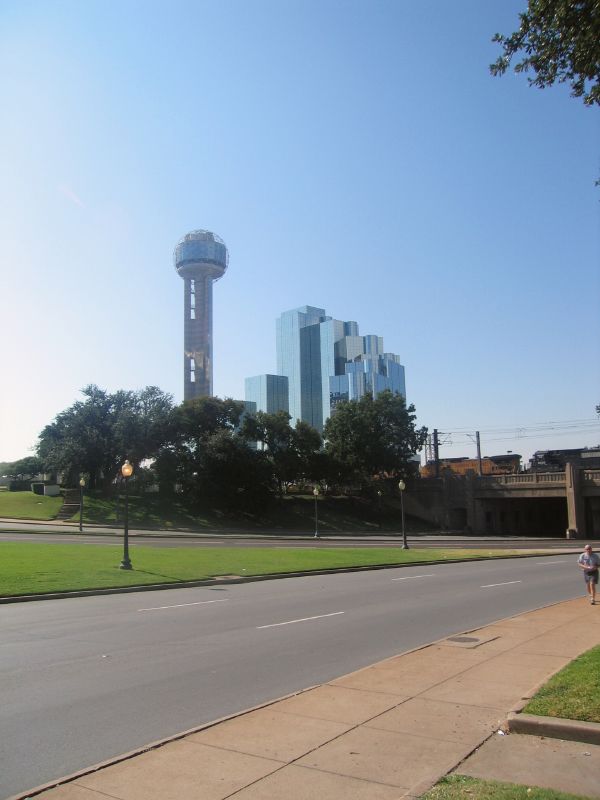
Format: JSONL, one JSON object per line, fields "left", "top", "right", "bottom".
{"left": 406, "top": 465, "right": 600, "bottom": 538}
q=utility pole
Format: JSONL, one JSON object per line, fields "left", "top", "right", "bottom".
{"left": 476, "top": 431, "right": 483, "bottom": 476}
{"left": 433, "top": 428, "right": 440, "bottom": 478}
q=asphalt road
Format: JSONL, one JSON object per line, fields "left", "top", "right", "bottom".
{"left": 0, "top": 554, "right": 585, "bottom": 798}
{"left": 0, "top": 520, "right": 595, "bottom": 550}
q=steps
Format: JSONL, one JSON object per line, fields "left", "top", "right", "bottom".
{"left": 56, "top": 488, "right": 81, "bottom": 521}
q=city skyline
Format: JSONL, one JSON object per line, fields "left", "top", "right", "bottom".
{"left": 1, "top": 1, "right": 598, "bottom": 465}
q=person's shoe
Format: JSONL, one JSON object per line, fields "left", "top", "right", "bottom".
{"left": 591, "top": 599, "right": 595, "bottom": 605}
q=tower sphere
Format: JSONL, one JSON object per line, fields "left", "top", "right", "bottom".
{"left": 174, "top": 229, "right": 228, "bottom": 281}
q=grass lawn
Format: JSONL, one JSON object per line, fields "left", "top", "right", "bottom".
{"left": 523, "top": 645, "right": 600, "bottom": 723}
{"left": 0, "top": 490, "right": 436, "bottom": 532}
{"left": 423, "top": 775, "right": 592, "bottom": 800}
{"left": 0, "top": 492, "right": 62, "bottom": 520}
{"left": 79, "top": 492, "right": 435, "bottom": 532}
{"left": 0, "top": 542, "right": 523, "bottom": 596}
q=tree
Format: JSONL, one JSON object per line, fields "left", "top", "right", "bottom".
{"left": 490, "top": 1, "right": 600, "bottom": 106}
{"left": 239, "top": 411, "right": 322, "bottom": 495}
{"left": 37, "top": 385, "right": 174, "bottom": 490}
{"left": 323, "top": 391, "right": 427, "bottom": 485}
{"left": 169, "top": 396, "right": 245, "bottom": 451}
{"left": 8, "top": 456, "right": 45, "bottom": 480}
{"left": 154, "top": 396, "right": 250, "bottom": 500}
{"left": 192, "top": 429, "right": 273, "bottom": 511}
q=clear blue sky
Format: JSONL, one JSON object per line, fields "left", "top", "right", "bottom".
{"left": 1, "top": 0, "right": 598, "bottom": 464}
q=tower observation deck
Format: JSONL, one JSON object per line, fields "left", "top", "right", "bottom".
{"left": 174, "top": 230, "right": 228, "bottom": 401}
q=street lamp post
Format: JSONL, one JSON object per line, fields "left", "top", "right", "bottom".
{"left": 398, "top": 479, "right": 409, "bottom": 549}
{"left": 120, "top": 460, "right": 134, "bottom": 570}
{"left": 79, "top": 477, "right": 85, "bottom": 533}
{"left": 377, "top": 489, "right": 382, "bottom": 529}
{"left": 313, "top": 487, "right": 320, "bottom": 539}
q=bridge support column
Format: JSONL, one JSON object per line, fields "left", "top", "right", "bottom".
{"left": 465, "top": 473, "right": 485, "bottom": 534}
{"left": 565, "top": 462, "right": 585, "bottom": 538}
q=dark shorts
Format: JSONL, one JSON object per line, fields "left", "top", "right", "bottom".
{"left": 584, "top": 570, "right": 599, "bottom": 584}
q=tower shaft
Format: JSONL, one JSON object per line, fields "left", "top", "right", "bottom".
{"left": 184, "top": 274, "right": 214, "bottom": 400}
{"left": 175, "top": 229, "right": 228, "bottom": 403}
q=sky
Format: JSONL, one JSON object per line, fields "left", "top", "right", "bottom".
{"left": 1, "top": 0, "right": 598, "bottom": 466}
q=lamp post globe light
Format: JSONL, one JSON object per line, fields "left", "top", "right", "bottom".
{"left": 313, "top": 487, "right": 320, "bottom": 539}
{"left": 398, "top": 479, "right": 409, "bottom": 550}
{"left": 79, "top": 477, "right": 85, "bottom": 533}
{"left": 120, "top": 460, "right": 134, "bottom": 570}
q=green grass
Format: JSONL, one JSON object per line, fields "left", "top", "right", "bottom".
{"left": 0, "top": 542, "right": 522, "bottom": 596}
{"left": 79, "top": 492, "right": 435, "bottom": 532}
{"left": 0, "top": 492, "right": 62, "bottom": 519}
{"left": 0, "top": 490, "right": 436, "bottom": 532}
{"left": 524, "top": 645, "right": 600, "bottom": 723}
{"left": 423, "top": 775, "right": 592, "bottom": 800}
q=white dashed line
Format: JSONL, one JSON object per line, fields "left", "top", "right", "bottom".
{"left": 535, "top": 560, "right": 568, "bottom": 565}
{"left": 480, "top": 580, "right": 522, "bottom": 588}
{"left": 138, "top": 599, "right": 229, "bottom": 612}
{"left": 392, "top": 574, "right": 435, "bottom": 581}
{"left": 257, "top": 611, "right": 345, "bottom": 629}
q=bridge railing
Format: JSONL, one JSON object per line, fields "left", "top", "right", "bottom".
{"left": 583, "top": 470, "right": 600, "bottom": 485}
{"left": 477, "top": 472, "right": 565, "bottom": 486}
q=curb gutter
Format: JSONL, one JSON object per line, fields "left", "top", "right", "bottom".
{"left": 507, "top": 712, "right": 600, "bottom": 745}
{"left": 0, "top": 551, "right": 572, "bottom": 604}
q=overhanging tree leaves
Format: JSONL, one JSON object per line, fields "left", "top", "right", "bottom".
{"left": 490, "top": 0, "right": 600, "bottom": 106}
{"left": 323, "top": 390, "right": 427, "bottom": 484}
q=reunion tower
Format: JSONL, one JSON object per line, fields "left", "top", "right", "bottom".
{"left": 174, "top": 230, "right": 228, "bottom": 401}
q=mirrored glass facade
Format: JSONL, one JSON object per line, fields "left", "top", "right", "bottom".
{"left": 264, "top": 306, "right": 407, "bottom": 432}
{"left": 245, "top": 374, "right": 289, "bottom": 415}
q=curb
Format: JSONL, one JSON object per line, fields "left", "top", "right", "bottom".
{"left": 8, "top": 601, "right": 547, "bottom": 800}
{"left": 4, "top": 686, "right": 318, "bottom": 800}
{"left": 507, "top": 712, "right": 600, "bottom": 745}
{"left": 0, "top": 551, "right": 574, "bottom": 604}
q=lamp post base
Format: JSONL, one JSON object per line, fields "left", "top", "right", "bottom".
{"left": 402, "top": 544, "right": 410, "bottom": 550}
{"left": 119, "top": 559, "right": 133, "bottom": 570}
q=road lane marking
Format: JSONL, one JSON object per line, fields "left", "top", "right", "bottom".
{"left": 138, "top": 599, "right": 229, "bottom": 612}
{"left": 480, "top": 580, "right": 522, "bottom": 588}
{"left": 392, "top": 574, "right": 435, "bottom": 581}
{"left": 257, "top": 611, "right": 345, "bottom": 629}
{"left": 535, "top": 560, "right": 569, "bottom": 565}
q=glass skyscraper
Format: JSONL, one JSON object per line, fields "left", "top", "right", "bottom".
{"left": 245, "top": 374, "right": 289, "bottom": 414}
{"left": 246, "top": 305, "right": 407, "bottom": 433}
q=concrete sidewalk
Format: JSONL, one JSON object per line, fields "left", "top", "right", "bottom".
{"left": 18, "top": 598, "right": 600, "bottom": 800}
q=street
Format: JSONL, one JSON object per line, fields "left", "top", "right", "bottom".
{"left": 0, "top": 521, "right": 595, "bottom": 550}
{"left": 0, "top": 554, "right": 585, "bottom": 798}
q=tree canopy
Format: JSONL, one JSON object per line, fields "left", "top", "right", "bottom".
{"left": 37, "top": 385, "right": 174, "bottom": 489}
{"left": 153, "top": 396, "right": 272, "bottom": 509}
{"left": 490, "top": 1, "right": 600, "bottom": 106}
{"left": 239, "top": 411, "right": 322, "bottom": 495}
{"left": 0, "top": 456, "right": 44, "bottom": 480}
{"left": 323, "top": 390, "right": 427, "bottom": 484}
{"left": 33, "top": 385, "right": 427, "bottom": 508}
